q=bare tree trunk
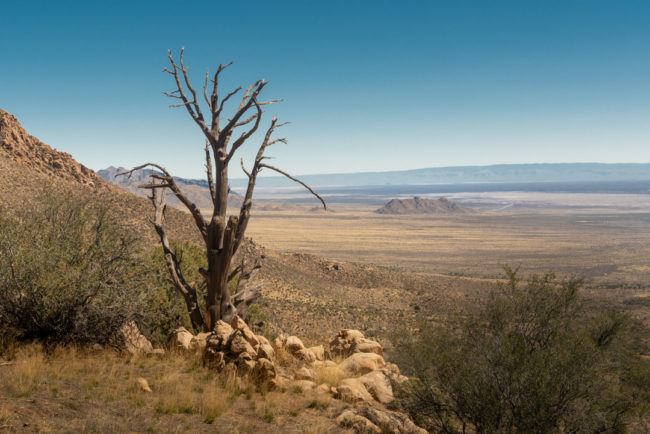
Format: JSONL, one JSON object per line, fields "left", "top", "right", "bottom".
{"left": 119, "top": 48, "right": 325, "bottom": 331}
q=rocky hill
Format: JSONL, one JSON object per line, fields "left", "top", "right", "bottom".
{"left": 0, "top": 110, "right": 200, "bottom": 246}
{"left": 375, "top": 196, "right": 472, "bottom": 215}
{"left": 0, "top": 110, "right": 106, "bottom": 189}
{"left": 99, "top": 166, "right": 244, "bottom": 211}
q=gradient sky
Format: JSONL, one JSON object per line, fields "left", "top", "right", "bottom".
{"left": 1, "top": 0, "right": 649, "bottom": 178}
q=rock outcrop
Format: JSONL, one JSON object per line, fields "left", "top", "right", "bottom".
{"left": 174, "top": 323, "right": 422, "bottom": 433}
{"left": 375, "top": 196, "right": 471, "bottom": 215}
{"left": 0, "top": 110, "right": 106, "bottom": 189}
{"left": 119, "top": 321, "right": 153, "bottom": 355}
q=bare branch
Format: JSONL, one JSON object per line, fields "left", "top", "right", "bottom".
{"left": 240, "top": 158, "right": 251, "bottom": 178}
{"left": 117, "top": 164, "right": 208, "bottom": 241}
{"left": 259, "top": 163, "right": 326, "bottom": 210}
{"left": 165, "top": 49, "right": 211, "bottom": 140}
{"left": 204, "top": 140, "right": 216, "bottom": 202}
{"left": 210, "top": 61, "right": 234, "bottom": 130}
{"left": 148, "top": 180, "right": 206, "bottom": 332}
{"left": 257, "top": 99, "right": 283, "bottom": 106}
{"left": 226, "top": 98, "right": 263, "bottom": 163}
{"left": 203, "top": 69, "right": 211, "bottom": 109}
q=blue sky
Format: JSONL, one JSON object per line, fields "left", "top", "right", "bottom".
{"left": 1, "top": 0, "right": 649, "bottom": 178}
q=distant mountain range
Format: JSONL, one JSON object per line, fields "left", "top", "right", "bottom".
{"left": 228, "top": 163, "right": 650, "bottom": 188}
{"left": 104, "top": 163, "right": 650, "bottom": 190}
{"left": 98, "top": 166, "right": 243, "bottom": 210}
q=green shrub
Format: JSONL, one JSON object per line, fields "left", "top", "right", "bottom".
{"left": 392, "top": 267, "right": 649, "bottom": 433}
{"left": 0, "top": 190, "right": 143, "bottom": 346}
{"left": 135, "top": 241, "right": 206, "bottom": 345}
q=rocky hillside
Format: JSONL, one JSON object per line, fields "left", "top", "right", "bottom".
{"left": 0, "top": 110, "right": 106, "bottom": 189}
{"left": 375, "top": 196, "right": 472, "bottom": 214}
{"left": 0, "top": 110, "right": 200, "bottom": 246}
{"left": 99, "top": 166, "right": 244, "bottom": 211}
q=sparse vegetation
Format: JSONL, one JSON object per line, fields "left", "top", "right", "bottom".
{"left": 0, "top": 190, "right": 143, "bottom": 346}
{"left": 392, "top": 267, "right": 650, "bottom": 432}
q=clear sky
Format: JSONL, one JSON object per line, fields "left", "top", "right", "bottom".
{"left": 1, "top": 0, "right": 649, "bottom": 178}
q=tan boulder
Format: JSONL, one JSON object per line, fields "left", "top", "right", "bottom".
{"left": 314, "top": 360, "right": 338, "bottom": 368}
{"left": 356, "top": 406, "right": 428, "bottom": 434}
{"left": 120, "top": 321, "right": 153, "bottom": 355}
{"left": 330, "top": 329, "right": 384, "bottom": 358}
{"left": 359, "top": 371, "right": 393, "bottom": 404}
{"left": 314, "top": 383, "right": 331, "bottom": 395}
{"left": 136, "top": 377, "right": 152, "bottom": 393}
{"left": 295, "top": 367, "right": 316, "bottom": 382}
{"left": 337, "top": 410, "right": 381, "bottom": 433}
{"left": 284, "top": 335, "right": 305, "bottom": 353}
{"left": 307, "top": 345, "right": 325, "bottom": 361}
{"left": 339, "top": 352, "right": 385, "bottom": 377}
{"left": 230, "top": 315, "right": 249, "bottom": 332}
{"left": 229, "top": 330, "right": 256, "bottom": 357}
{"left": 269, "top": 375, "right": 291, "bottom": 391}
{"left": 168, "top": 326, "right": 193, "bottom": 352}
{"left": 257, "top": 342, "right": 275, "bottom": 360}
{"left": 203, "top": 348, "right": 226, "bottom": 371}
{"left": 352, "top": 339, "right": 383, "bottom": 357}
{"left": 296, "top": 348, "right": 317, "bottom": 364}
{"left": 213, "top": 320, "right": 234, "bottom": 339}
{"left": 254, "top": 358, "right": 276, "bottom": 383}
{"left": 190, "top": 332, "right": 211, "bottom": 350}
{"left": 336, "top": 378, "right": 374, "bottom": 402}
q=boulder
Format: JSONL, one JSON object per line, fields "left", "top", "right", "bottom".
{"left": 330, "top": 329, "right": 383, "bottom": 358}
{"left": 355, "top": 406, "right": 428, "bottom": 434}
{"left": 229, "top": 330, "right": 256, "bottom": 357}
{"left": 336, "top": 378, "right": 374, "bottom": 402}
{"left": 190, "top": 332, "right": 211, "bottom": 350}
{"left": 296, "top": 348, "right": 317, "bottom": 364}
{"left": 136, "top": 377, "right": 152, "bottom": 393}
{"left": 307, "top": 345, "right": 325, "bottom": 361}
{"left": 168, "top": 326, "right": 193, "bottom": 352}
{"left": 254, "top": 357, "right": 276, "bottom": 383}
{"left": 120, "top": 321, "right": 153, "bottom": 355}
{"left": 337, "top": 410, "right": 381, "bottom": 434}
{"left": 257, "top": 342, "right": 275, "bottom": 360}
{"left": 314, "top": 383, "right": 331, "bottom": 395}
{"left": 339, "top": 352, "right": 385, "bottom": 377}
{"left": 203, "top": 348, "right": 226, "bottom": 371}
{"left": 284, "top": 335, "right": 305, "bottom": 353}
{"left": 359, "top": 371, "right": 393, "bottom": 404}
{"left": 295, "top": 367, "right": 316, "bottom": 382}
{"left": 352, "top": 340, "right": 383, "bottom": 357}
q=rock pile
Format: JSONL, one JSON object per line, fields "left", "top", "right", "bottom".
{"left": 168, "top": 320, "right": 420, "bottom": 433}
{"left": 202, "top": 316, "right": 277, "bottom": 383}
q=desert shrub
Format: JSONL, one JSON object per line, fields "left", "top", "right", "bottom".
{"left": 392, "top": 267, "right": 649, "bottom": 433}
{"left": 0, "top": 190, "right": 144, "bottom": 346}
{"left": 135, "top": 241, "right": 206, "bottom": 345}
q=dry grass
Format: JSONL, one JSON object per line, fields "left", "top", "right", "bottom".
{"left": 0, "top": 344, "right": 346, "bottom": 433}
{"left": 244, "top": 206, "right": 650, "bottom": 287}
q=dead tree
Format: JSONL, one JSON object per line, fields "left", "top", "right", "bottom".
{"left": 119, "top": 49, "right": 325, "bottom": 332}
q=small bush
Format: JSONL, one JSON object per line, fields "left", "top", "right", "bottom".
{"left": 0, "top": 190, "right": 143, "bottom": 346}
{"left": 392, "top": 267, "right": 650, "bottom": 433}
